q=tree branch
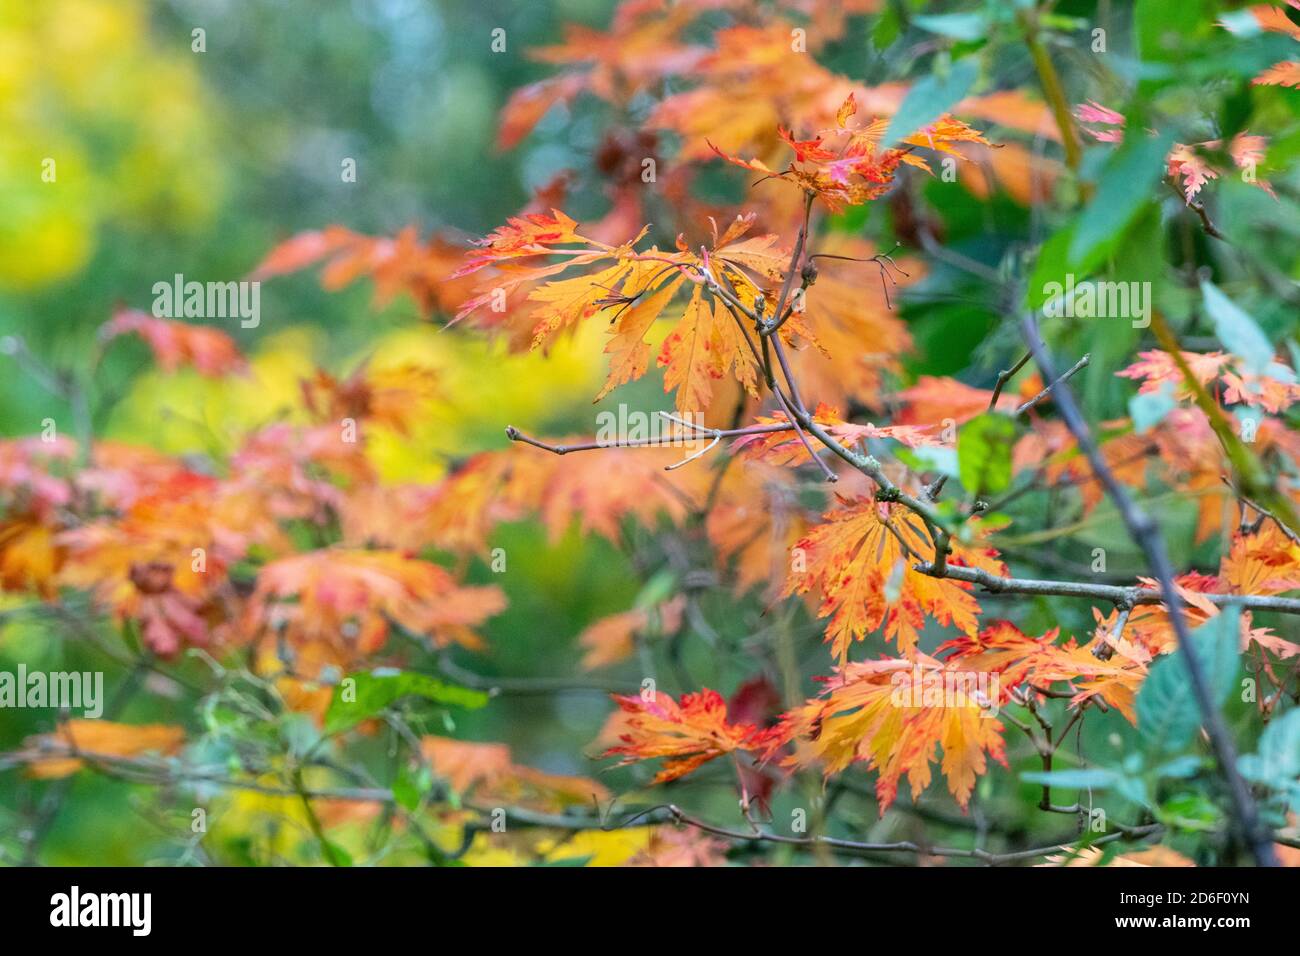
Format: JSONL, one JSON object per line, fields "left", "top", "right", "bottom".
{"left": 914, "top": 562, "right": 1300, "bottom": 616}
{"left": 1021, "top": 311, "right": 1278, "bottom": 866}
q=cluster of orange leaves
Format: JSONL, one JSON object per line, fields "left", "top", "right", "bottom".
{"left": 5, "top": 0, "right": 1300, "bottom": 837}
{"left": 1074, "top": 101, "right": 1274, "bottom": 202}
{"left": 1223, "top": 1, "right": 1300, "bottom": 88}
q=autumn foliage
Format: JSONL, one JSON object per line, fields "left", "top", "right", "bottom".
{"left": 3, "top": 0, "right": 1300, "bottom": 869}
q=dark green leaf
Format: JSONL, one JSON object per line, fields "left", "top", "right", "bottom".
{"left": 1069, "top": 129, "right": 1174, "bottom": 264}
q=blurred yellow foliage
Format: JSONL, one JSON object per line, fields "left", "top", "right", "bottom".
{"left": 0, "top": 0, "right": 224, "bottom": 288}
{"left": 107, "top": 323, "right": 606, "bottom": 481}
{"left": 454, "top": 823, "right": 652, "bottom": 866}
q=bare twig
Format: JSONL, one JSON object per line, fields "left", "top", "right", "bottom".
{"left": 1168, "top": 181, "right": 1227, "bottom": 240}
{"left": 1015, "top": 353, "right": 1090, "bottom": 416}
{"left": 762, "top": 191, "right": 815, "bottom": 338}
{"left": 989, "top": 352, "right": 1032, "bottom": 411}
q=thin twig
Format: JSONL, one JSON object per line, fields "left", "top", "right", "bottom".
{"left": 917, "top": 544, "right": 1300, "bottom": 615}
{"left": 989, "top": 352, "right": 1032, "bottom": 411}
{"left": 1015, "top": 353, "right": 1090, "bottom": 416}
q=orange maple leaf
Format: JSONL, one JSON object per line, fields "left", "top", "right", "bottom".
{"left": 422, "top": 736, "right": 609, "bottom": 811}
{"left": 1117, "top": 349, "right": 1233, "bottom": 398}
{"left": 252, "top": 225, "right": 476, "bottom": 316}
{"left": 940, "top": 620, "right": 1150, "bottom": 722}
{"left": 785, "top": 495, "right": 1004, "bottom": 661}
{"left": 1221, "top": 2, "right": 1300, "bottom": 88}
{"left": 246, "top": 549, "right": 505, "bottom": 661}
{"left": 895, "top": 374, "right": 1021, "bottom": 425}
{"left": 578, "top": 595, "right": 686, "bottom": 670}
{"left": 300, "top": 362, "right": 441, "bottom": 436}
{"left": 23, "top": 720, "right": 186, "bottom": 779}
{"left": 602, "top": 688, "right": 778, "bottom": 784}
{"left": 774, "top": 654, "right": 1007, "bottom": 811}
{"left": 1075, "top": 103, "right": 1274, "bottom": 201}
{"left": 710, "top": 95, "right": 990, "bottom": 211}
{"left": 732, "top": 402, "right": 937, "bottom": 467}
{"left": 100, "top": 309, "right": 245, "bottom": 378}
{"left": 456, "top": 208, "right": 785, "bottom": 411}
{"left": 56, "top": 472, "right": 280, "bottom": 655}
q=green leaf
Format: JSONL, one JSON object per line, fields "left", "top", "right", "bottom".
{"left": 1020, "top": 767, "right": 1118, "bottom": 789}
{"left": 324, "top": 669, "right": 489, "bottom": 734}
{"left": 633, "top": 568, "right": 677, "bottom": 610}
{"left": 1129, "top": 381, "right": 1176, "bottom": 434}
{"left": 885, "top": 57, "right": 978, "bottom": 147}
{"left": 1069, "top": 129, "right": 1174, "bottom": 264}
{"left": 1158, "top": 791, "right": 1223, "bottom": 831}
{"left": 871, "top": 5, "right": 902, "bottom": 49}
{"left": 1135, "top": 660, "right": 1198, "bottom": 755}
{"left": 1114, "top": 773, "right": 1151, "bottom": 808}
{"left": 911, "top": 13, "right": 988, "bottom": 42}
{"left": 1152, "top": 755, "right": 1205, "bottom": 779}
{"left": 320, "top": 838, "right": 353, "bottom": 867}
{"left": 1197, "top": 609, "right": 1245, "bottom": 707}
{"left": 1239, "top": 709, "right": 1300, "bottom": 797}
{"left": 906, "top": 301, "right": 998, "bottom": 377}
{"left": 391, "top": 762, "right": 433, "bottom": 813}
{"left": 957, "top": 413, "right": 1016, "bottom": 496}
{"left": 1136, "top": 609, "right": 1240, "bottom": 754}
{"left": 532, "top": 855, "right": 595, "bottom": 867}
{"left": 1201, "top": 280, "right": 1274, "bottom": 375}
{"left": 1135, "top": 0, "right": 1209, "bottom": 68}
{"left": 896, "top": 444, "right": 959, "bottom": 479}
{"left": 1027, "top": 225, "right": 1081, "bottom": 311}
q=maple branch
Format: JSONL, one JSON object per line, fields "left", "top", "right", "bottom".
{"left": 1021, "top": 312, "right": 1279, "bottom": 867}
{"left": 988, "top": 352, "right": 1031, "bottom": 411}
{"left": 771, "top": 384, "right": 838, "bottom": 482}
{"left": 291, "top": 764, "right": 345, "bottom": 866}
{"left": 1235, "top": 489, "right": 1300, "bottom": 546}
{"left": 436, "top": 653, "right": 640, "bottom": 696}
{"left": 739, "top": 315, "right": 957, "bottom": 551}
{"left": 1014, "top": 352, "right": 1090, "bottom": 416}
{"left": 809, "top": 246, "right": 910, "bottom": 311}
{"left": 753, "top": 331, "right": 837, "bottom": 483}
{"left": 915, "top": 532, "right": 1300, "bottom": 615}
{"left": 1168, "top": 180, "right": 1227, "bottom": 240}
{"left": 503, "top": 422, "right": 789, "bottom": 457}
{"left": 712, "top": 290, "right": 838, "bottom": 484}
{"left": 1093, "top": 607, "right": 1132, "bottom": 661}
{"left": 690, "top": 258, "right": 763, "bottom": 325}
{"left": 916, "top": 218, "right": 1003, "bottom": 284}
{"left": 762, "top": 191, "right": 816, "bottom": 338}
{"left": 0, "top": 744, "right": 1173, "bottom": 865}
{"left": 663, "top": 805, "right": 1163, "bottom": 865}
